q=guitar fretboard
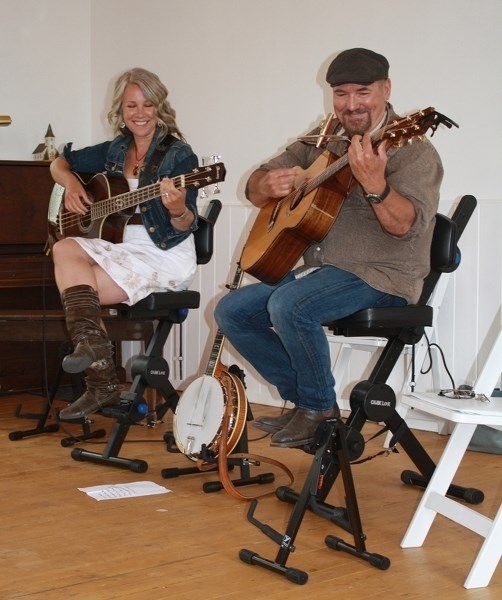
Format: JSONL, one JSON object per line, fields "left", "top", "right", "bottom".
{"left": 89, "top": 175, "right": 184, "bottom": 220}
{"left": 88, "top": 164, "right": 225, "bottom": 221}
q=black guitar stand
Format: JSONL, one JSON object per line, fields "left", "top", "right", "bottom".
{"left": 8, "top": 341, "right": 106, "bottom": 446}
{"left": 161, "top": 365, "right": 275, "bottom": 493}
{"left": 239, "top": 416, "right": 390, "bottom": 585}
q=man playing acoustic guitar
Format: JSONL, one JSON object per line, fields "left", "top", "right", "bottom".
{"left": 215, "top": 48, "right": 444, "bottom": 448}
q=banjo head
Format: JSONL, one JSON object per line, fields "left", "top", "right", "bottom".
{"left": 173, "top": 375, "right": 225, "bottom": 459}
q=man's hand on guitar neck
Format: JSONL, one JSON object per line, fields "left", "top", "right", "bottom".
{"left": 348, "top": 134, "right": 416, "bottom": 237}
{"left": 245, "top": 167, "right": 308, "bottom": 208}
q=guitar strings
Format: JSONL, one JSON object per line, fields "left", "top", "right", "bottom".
{"left": 272, "top": 152, "right": 350, "bottom": 218}
{"left": 55, "top": 170, "right": 216, "bottom": 229}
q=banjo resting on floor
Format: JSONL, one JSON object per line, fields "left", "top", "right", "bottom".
{"left": 173, "top": 264, "right": 247, "bottom": 461}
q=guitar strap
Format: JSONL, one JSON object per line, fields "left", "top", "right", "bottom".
{"left": 195, "top": 392, "right": 295, "bottom": 501}
{"left": 138, "top": 133, "right": 177, "bottom": 187}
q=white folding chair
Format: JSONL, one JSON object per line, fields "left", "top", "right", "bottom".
{"left": 400, "top": 328, "right": 502, "bottom": 588}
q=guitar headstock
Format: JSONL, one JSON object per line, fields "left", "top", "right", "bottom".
{"left": 378, "top": 107, "right": 459, "bottom": 148}
{"left": 183, "top": 162, "right": 227, "bottom": 190}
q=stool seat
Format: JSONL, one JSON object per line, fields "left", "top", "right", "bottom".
{"left": 327, "top": 305, "right": 432, "bottom": 338}
{"left": 113, "top": 289, "right": 201, "bottom": 319}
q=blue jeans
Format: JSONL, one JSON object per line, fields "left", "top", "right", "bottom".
{"left": 214, "top": 265, "right": 406, "bottom": 412}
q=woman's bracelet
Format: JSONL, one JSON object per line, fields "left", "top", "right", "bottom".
{"left": 170, "top": 207, "right": 189, "bottom": 221}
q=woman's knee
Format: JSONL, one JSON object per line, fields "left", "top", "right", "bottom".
{"left": 51, "top": 238, "right": 80, "bottom": 264}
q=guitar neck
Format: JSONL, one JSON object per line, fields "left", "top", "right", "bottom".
{"left": 304, "top": 153, "right": 349, "bottom": 196}
{"left": 89, "top": 174, "right": 186, "bottom": 220}
{"left": 302, "top": 109, "right": 438, "bottom": 196}
{"left": 205, "top": 265, "right": 244, "bottom": 377}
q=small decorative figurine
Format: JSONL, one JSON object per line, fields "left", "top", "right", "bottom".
{"left": 32, "top": 124, "right": 58, "bottom": 161}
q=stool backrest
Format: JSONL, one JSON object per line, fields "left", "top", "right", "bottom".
{"left": 194, "top": 199, "right": 222, "bottom": 265}
{"left": 430, "top": 214, "right": 458, "bottom": 273}
{"left": 418, "top": 195, "right": 477, "bottom": 305}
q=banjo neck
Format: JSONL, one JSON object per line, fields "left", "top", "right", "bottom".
{"left": 206, "top": 264, "right": 244, "bottom": 377}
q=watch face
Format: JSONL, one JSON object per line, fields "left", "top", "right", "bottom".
{"left": 365, "top": 182, "right": 390, "bottom": 204}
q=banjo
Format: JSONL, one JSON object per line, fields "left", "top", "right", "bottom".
{"left": 173, "top": 264, "right": 247, "bottom": 461}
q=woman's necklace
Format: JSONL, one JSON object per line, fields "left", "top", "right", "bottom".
{"left": 132, "top": 144, "right": 148, "bottom": 177}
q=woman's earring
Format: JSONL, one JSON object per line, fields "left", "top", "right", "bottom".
{"left": 119, "top": 121, "right": 125, "bottom": 129}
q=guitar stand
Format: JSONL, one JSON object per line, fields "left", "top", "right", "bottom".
{"left": 162, "top": 402, "right": 275, "bottom": 493}
{"left": 161, "top": 365, "right": 275, "bottom": 493}
{"left": 8, "top": 341, "right": 105, "bottom": 445}
{"left": 239, "top": 417, "right": 390, "bottom": 585}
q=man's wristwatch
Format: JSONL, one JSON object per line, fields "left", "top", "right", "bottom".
{"left": 364, "top": 182, "right": 391, "bottom": 204}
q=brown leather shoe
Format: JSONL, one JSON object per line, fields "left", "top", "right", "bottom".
{"left": 253, "top": 407, "right": 297, "bottom": 433}
{"left": 270, "top": 406, "right": 340, "bottom": 448}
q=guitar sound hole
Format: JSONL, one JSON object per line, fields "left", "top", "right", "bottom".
{"left": 79, "top": 213, "right": 92, "bottom": 232}
{"left": 289, "top": 190, "right": 304, "bottom": 211}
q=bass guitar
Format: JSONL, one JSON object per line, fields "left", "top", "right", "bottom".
{"left": 239, "top": 107, "right": 458, "bottom": 284}
{"left": 47, "top": 162, "right": 226, "bottom": 246}
{"left": 173, "top": 264, "right": 247, "bottom": 461}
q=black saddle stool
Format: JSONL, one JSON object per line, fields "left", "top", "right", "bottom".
{"left": 69, "top": 199, "right": 222, "bottom": 473}
{"left": 237, "top": 195, "right": 482, "bottom": 583}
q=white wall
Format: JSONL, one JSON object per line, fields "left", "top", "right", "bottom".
{"left": 2, "top": 0, "right": 502, "bottom": 407}
{"left": 1, "top": 1, "right": 92, "bottom": 157}
{"left": 4, "top": 1, "right": 500, "bottom": 197}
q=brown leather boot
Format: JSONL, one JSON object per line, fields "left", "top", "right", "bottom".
{"left": 253, "top": 407, "right": 298, "bottom": 433}
{"left": 61, "top": 285, "right": 109, "bottom": 373}
{"left": 270, "top": 406, "right": 341, "bottom": 448}
{"left": 59, "top": 357, "right": 122, "bottom": 421}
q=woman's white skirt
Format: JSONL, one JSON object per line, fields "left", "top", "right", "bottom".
{"left": 74, "top": 224, "right": 197, "bottom": 305}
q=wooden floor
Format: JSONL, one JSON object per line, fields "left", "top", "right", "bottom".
{"left": 0, "top": 392, "right": 500, "bottom": 599}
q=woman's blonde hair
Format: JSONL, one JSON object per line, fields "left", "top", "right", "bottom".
{"left": 107, "top": 67, "right": 184, "bottom": 140}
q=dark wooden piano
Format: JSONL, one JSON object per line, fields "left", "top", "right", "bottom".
{"left": 0, "top": 160, "right": 152, "bottom": 395}
{"left": 0, "top": 160, "right": 62, "bottom": 392}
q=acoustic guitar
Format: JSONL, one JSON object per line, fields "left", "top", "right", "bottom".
{"left": 173, "top": 264, "right": 247, "bottom": 461}
{"left": 47, "top": 162, "right": 226, "bottom": 246}
{"left": 239, "top": 108, "right": 458, "bottom": 284}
